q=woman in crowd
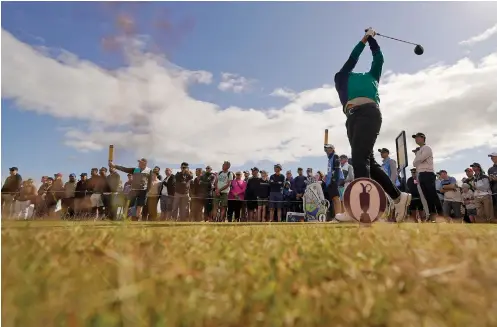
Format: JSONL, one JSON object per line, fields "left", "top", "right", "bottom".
{"left": 146, "top": 172, "right": 161, "bottom": 221}
{"left": 227, "top": 172, "right": 247, "bottom": 222}
{"left": 258, "top": 170, "right": 270, "bottom": 222}
{"left": 471, "top": 163, "right": 494, "bottom": 222}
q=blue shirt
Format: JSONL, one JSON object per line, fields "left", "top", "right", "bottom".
{"left": 325, "top": 152, "right": 344, "bottom": 186}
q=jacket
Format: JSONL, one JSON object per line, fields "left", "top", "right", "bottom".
{"left": 114, "top": 165, "right": 152, "bottom": 191}
{"left": 159, "top": 174, "right": 176, "bottom": 196}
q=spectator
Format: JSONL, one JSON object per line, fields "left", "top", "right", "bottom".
{"left": 461, "top": 183, "right": 476, "bottom": 223}
{"left": 435, "top": 173, "right": 444, "bottom": 206}
{"left": 285, "top": 170, "right": 294, "bottom": 185}
{"left": 462, "top": 168, "right": 476, "bottom": 191}
{"left": 159, "top": 168, "right": 175, "bottom": 220}
{"left": 244, "top": 171, "right": 251, "bottom": 181}
{"left": 282, "top": 181, "right": 295, "bottom": 219}
{"left": 15, "top": 179, "right": 37, "bottom": 220}
{"left": 173, "top": 162, "right": 193, "bottom": 221}
{"left": 153, "top": 166, "right": 163, "bottom": 181}
{"left": 105, "top": 166, "right": 121, "bottom": 220}
{"left": 245, "top": 167, "right": 261, "bottom": 222}
{"left": 412, "top": 132, "right": 443, "bottom": 222}
{"left": 146, "top": 172, "right": 161, "bottom": 221}
{"left": 2, "top": 167, "right": 22, "bottom": 218}
{"left": 199, "top": 166, "right": 215, "bottom": 222}
{"left": 43, "top": 177, "right": 58, "bottom": 217}
{"left": 74, "top": 173, "right": 90, "bottom": 217}
{"left": 109, "top": 158, "right": 152, "bottom": 221}
{"left": 258, "top": 170, "right": 270, "bottom": 222}
{"left": 305, "top": 168, "right": 316, "bottom": 185}
{"left": 406, "top": 168, "right": 425, "bottom": 222}
{"left": 438, "top": 170, "right": 462, "bottom": 222}
{"left": 190, "top": 168, "right": 204, "bottom": 222}
{"left": 53, "top": 173, "right": 64, "bottom": 203}
{"left": 293, "top": 167, "right": 307, "bottom": 213}
{"left": 488, "top": 152, "right": 497, "bottom": 216}
{"left": 213, "top": 161, "right": 234, "bottom": 222}
{"left": 378, "top": 148, "right": 400, "bottom": 187}
{"left": 123, "top": 174, "right": 133, "bottom": 194}
{"left": 227, "top": 171, "right": 247, "bottom": 222}
{"left": 269, "top": 164, "right": 285, "bottom": 222}
{"left": 471, "top": 162, "right": 494, "bottom": 223}
{"left": 62, "top": 173, "right": 77, "bottom": 219}
{"left": 324, "top": 144, "right": 343, "bottom": 219}
{"left": 87, "top": 168, "right": 101, "bottom": 218}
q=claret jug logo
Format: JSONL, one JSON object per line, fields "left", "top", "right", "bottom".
{"left": 343, "top": 178, "right": 387, "bottom": 223}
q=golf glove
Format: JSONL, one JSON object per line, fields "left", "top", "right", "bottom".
{"left": 365, "top": 28, "right": 376, "bottom": 38}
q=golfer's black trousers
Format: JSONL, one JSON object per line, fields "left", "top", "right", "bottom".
{"left": 345, "top": 103, "right": 401, "bottom": 200}
{"left": 417, "top": 172, "right": 442, "bottom": 215}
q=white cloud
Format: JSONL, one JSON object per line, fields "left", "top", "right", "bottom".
{"left": 459, "top": 23, "right": 497, "bottom": 46}
{"left": 2, "top": 28, "right": 497, "bottom": 169}
{"left": 270, "top": 88, "right": 296, "bottom": 100}
{"left": 218, "top": 72, "right": 255, "bottom": 93}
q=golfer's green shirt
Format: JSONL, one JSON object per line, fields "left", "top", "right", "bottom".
{"left": 334, "top": 39, "right": 384, "bottom": 108}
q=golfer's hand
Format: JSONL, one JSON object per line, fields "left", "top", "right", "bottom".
{"left": 365, "top": 27, "right": 376, "bottom": 38}
{"left": 108, "top": 160, "right": 115, "bottom": 168}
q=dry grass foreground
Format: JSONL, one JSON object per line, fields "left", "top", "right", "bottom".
{"left": 2, "top": 221, "right": 497, "bottom": 327}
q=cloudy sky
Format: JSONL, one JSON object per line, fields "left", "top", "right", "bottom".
{"left": 2, "top": 2, "right": 497, "bottom": 183}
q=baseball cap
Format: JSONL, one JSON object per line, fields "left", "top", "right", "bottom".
{"left": 69, "top": 173, "right": 76, "bottom": 178}
{"left": 470, "top": 162, "right": 481, "bottom": 168}
{"left": 324, "top": 144, "right": 335, "bottom": 149}
{"left": 297, "top": 167, "right": 303, "bottom": 171}
{"left": 412, "top": 132, "right": 426, "bottom": 139}
{"left": 437, "top": 170, "right": 447, "bottom": 174}
{"left": 80, "top": 173, "right": 87, "bottom": 177}
{"left": 488, "top": 152, "right": 497, "bottom": 157}
{"left": 206, "top": 165, "right": 212, "bottom": 169}
{"left": 181, "top": 162, "right": 189, "bottom": 168}
{"left": 464, "top": 167, "right": 473, "bottom": 173}
{"left": 251, "top": 167, "right": 259, "bottom": 171}
{"left": 9, "top": 167, "right": 18, "bottom": 171}
{"left": 378, "top": 148, "right": 389, "bottom": 153}
{"left": 138, "top": 158, "right": 148, "bottom": 163}
{"left": 274, "top": 163, "right": 282, "bottom": 169}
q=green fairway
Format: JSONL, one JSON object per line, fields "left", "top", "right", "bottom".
{"left": 2, "top": 221, "right": 497, "bottom": 327}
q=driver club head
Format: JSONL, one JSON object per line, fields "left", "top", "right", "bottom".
{"left": 414, "top": 44, "right": 424, "bottom": 55}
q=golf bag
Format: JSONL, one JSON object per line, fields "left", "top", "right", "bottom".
{"left": 303, "top": 182, "right": 330, "bottom": 222}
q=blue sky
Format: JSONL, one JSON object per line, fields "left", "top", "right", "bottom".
{"left": 2, "top": 2, "right": 497, "bottom": 184}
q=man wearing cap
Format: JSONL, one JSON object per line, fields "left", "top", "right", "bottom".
{"left": 109, "top": 158, "right": 152, "bottom": 221}
{"left": 173, "top": 162, "right": 193, "bottom": 221}
{"left": 470, "top": 162, "right": 494, "bottom": 222}
{"left": 488, "top": 152, "right": 497, "bottom": 216}
{"left": 324, "top": 144, "right": 344, "bottom": 219}
{"left": 462, "top": 168, "right": 476, "bottom": 192}
{"left": 62, "top": 173, "right": 77, "bottom": 219}
{"left": 293, "top": 168, "right": 307, "bottom": 213}
{"left": 74, "top": 173, "right": 89, "bottom": 217}
{"left": 2, "top": 167, "right": 23, "bottom": 218}
{"left": 159, "top": 168, "right": 175, "bottom": 220}
{"left": 199, "top": 166, "right": 215, "bottom": 221}
{"left": 378, "top": 148, "right": 400, "bottom": 187}
{"left": 245, "top": 167, "right": 261, "bottom": 221}
{"left": 213, "top": 161, "right": 234, "bottom": 222}
{"left": 413, "top": 132, "right": 443, "bottom": 221}
{"left": 305, "top": 168, "right": 316, "bottom": 185}
{"left": 333, "top": 28, "right": 412, "bottom": 223}
{"left": 189, "top": 168, "right": 204, "bottom": 222}
{"left": 269, "top": 164, "right": 285, "bottom": 222}
{"left": 438, "top": 170, "right": 462, "bottom": 222}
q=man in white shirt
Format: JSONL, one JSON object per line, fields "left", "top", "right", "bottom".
{"left": 412, "top": 132, "right": 443, "bottom": 222}
{"left": 338, "top": 155, "right": 354, "bottom": 201}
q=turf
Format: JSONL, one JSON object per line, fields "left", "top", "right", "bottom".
{"left": 2, "top": 221, "right": 497, "bottom": 327}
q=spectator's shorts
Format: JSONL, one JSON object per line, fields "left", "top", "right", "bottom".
{"left": 128, "top": 190, "right": 147, "bottom": 207}
{"left": 466, "top": 208, "right": 477, "bottom": 216}
{"left": 269, "top": 192, "right": 284, "bottom": 209}
{"left": 90, "top": 194, "right": 103, "bottom": 207}
{"left": 257, "top": 197, "right": 268, "bottom": 207}
{"left": 160, "top": 195, "right": 173, "bottom": 212}
{"left": 327, "top": 181, "right": 340, "bottom": 199}
{"left": 214, "top": 193, "right": 229, "bottom": 208}
{"left": 409, "top": 198, "right": 424, "bottom": 211}
{"left": 246, "top": 197, "right": 258, "bottom": 210}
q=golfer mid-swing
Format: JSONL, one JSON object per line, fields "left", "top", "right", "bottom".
{"left": 334, "top": 27, "right": 411, "bottom": 222}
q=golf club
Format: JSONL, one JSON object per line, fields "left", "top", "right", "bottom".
{"left": 364, "top": 29, "right": 424, "bottom": 55}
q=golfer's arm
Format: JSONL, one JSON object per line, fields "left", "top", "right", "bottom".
{"left": 338, "top": 41, "right": 366, "bottom": 74}
{"left": 114, "top": 165, "right": 134, "bottom": 174}
{"left": 368, "top": 37, "right": 384, "bottom": 81}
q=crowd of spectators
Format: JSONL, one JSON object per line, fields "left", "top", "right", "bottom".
{"left": 2, "top": 150, "right": 496, "bottom": 223}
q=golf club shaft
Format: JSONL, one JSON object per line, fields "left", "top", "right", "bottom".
{"left": 364, "top": 29, "right": 419, "bottom": 46}
{"left": 376, "top": 33, "right": 418, "bottom": 46}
